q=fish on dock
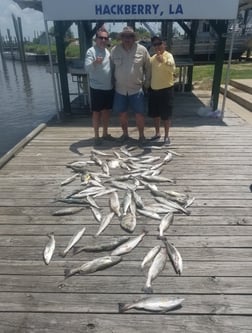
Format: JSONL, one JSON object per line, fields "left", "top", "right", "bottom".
{"left": 64, "top": 255, "right": 122, "bottom": 278}
{"left": 52, "top": 207, "right": 84, "bottom": 216}
{"left": 73, "top": 236, "right": 130, "bottom": 254}
{"left": 111, "top": 230, "right": 148, "bottom": 256}
{"left": 162, "top": 238, "right": 183, "bottom": 275}
{"left": 142, "top": 247, "right": 167, "bottom": 294}
{"left": 141, "top": 245, "right": 161, "bottom": 270}
{"left": 60, "top": 226, "right": 86, "bottom": 257}
{"left": 43, "top": 232, "right": 56, "bottom": 265}
{"left": 119, "top": 296, "right": 184, "bottom": 313}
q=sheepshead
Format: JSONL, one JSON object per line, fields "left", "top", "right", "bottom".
{"left": 132, "top": 190, "right": 144, "bottom": 209}
{"left": 52, "top": 207, "right": 84, "bottom": 216}
{"left": 111, "top": 230, "right": 148, "bottom": 256}
{"left": 120, "top": 212, "right": 136, "bottom": 233}
{"left": 73, "top": 236, "right": 130, "bottom": 254}
{"left": 60, "top": 226, "right": 86, "bottom": 257}
{"left": 64, "top": 255, "right": 122, "bottom": 278}
{"left": 163, "top": 238, "right": 183, "bottom": 275}
{"left": 118, "top": 296, "right": 184, "bottom": 313}
{"left": 109, "top": 191, "right": 121, "bottom": 217}
{"left": 95, "top": 211, "right": 115, "bottom": 237}
{"left": 60, "top": 173, "right": 80, "bottom": 186}
{"left": 43, "top": 232, "right": 55, "bottom": 265}
{"left": 143, "top": 247, "right": 167, "bottom": 293}
{"left": 122, "top": 189, "right": 132, "bottom": 215}
{"left": 137, "top": 208, "right": 161, "bottom": 220}
{"left": 141, "top": 245, "right": 161, "bottom": 270}
{"left": 90, "top": 206, "right": 102, "bottom": 223}
{"left": 158, "top": 212, "right": 174, "bottom": 238}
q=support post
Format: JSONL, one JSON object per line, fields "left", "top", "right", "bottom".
{"left": 187, "top": 20, "right": 199, "bottom": 91}
{"left": 210, "top": 20, "right": 228, "bottom": 111}
{"left": 54, "top": 21, "right": 71, "bottom": 114}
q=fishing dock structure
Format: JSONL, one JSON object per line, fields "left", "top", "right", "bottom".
{"left": 0, "top": 87, "right": 251, "bottom": 332}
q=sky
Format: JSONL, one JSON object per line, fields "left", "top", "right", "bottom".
{"left": 0, "top": 0, "right": 160, "bottom": 41}
{"left": 0, "top": 0, "right": 46, "bottom": 40}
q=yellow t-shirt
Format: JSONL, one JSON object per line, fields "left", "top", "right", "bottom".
{"left": 150, "top": 51, "right": 176, "bottom": 90}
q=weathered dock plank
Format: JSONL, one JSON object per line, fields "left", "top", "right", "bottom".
{"left": 0, "top": 91, "right": 252, "bottom": 332}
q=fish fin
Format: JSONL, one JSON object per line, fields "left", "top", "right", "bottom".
{"left": 157, "top": 235, "right": 166, "bottom": 241}
{"left": 118, "top": 303, "right": 127, "bottom": 313}
{"left": 142, "top": 286, "right": 153, "bottom": 294}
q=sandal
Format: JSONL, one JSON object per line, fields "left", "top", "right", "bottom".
{"left": 150, "top": 135, "right": 161, "bottom": 141}
{"left": 102, "top": 134, "right": 116, "bottom": 141}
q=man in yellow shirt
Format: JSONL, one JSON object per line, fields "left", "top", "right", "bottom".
{"left": 148, "top": 35, "right": 176, "bottom": 145}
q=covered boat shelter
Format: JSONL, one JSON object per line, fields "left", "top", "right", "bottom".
{"left": 16, "top": 0, "right": 245, "bottom": 114}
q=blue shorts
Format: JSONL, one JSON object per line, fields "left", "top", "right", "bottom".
{"left": 113, "top": 90, "right": 145, "bottom": 114}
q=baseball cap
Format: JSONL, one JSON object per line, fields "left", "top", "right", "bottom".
{"left": 151, "top": 35, "right": 163, "bottom": 43}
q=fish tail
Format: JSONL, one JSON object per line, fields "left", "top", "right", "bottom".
{"left": 142, "top": 286, "right": 153, "bottom": 294}
{"left": 157, "top": 235, "right": 166, "bottom": 241}
{"left": 72, "top": 247, "right": 81, "bottom": 255}
{"left": 118, "top": 303, "right": 127, "bottom": 313}
{"left": 64, "top": 268, "right": 72, "bottom": 278}
{"left": 185, "top": 209, "right": 191, "bottom": 216}
{"left": 142, "top": 227, "right": 149, "bottom": 235}
{"left": 59, "top": 251, "right": 66, "bottom": 258}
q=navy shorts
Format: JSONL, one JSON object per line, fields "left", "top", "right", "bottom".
{"left": 148, "top": 86, "right": 174, "bottom": 120}
{"left": 90, "top": 88, "right": 114, "bottom": 111}
{"left": 113, "top": 90, "right": 145, "bottom": 114}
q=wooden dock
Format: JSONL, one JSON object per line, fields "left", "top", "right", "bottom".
{"left": 0, "top": 90, "right": 252, "bottom": 332}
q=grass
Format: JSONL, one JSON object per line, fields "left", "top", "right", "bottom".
{"left": 192, "top": 62, "right": 252, "bottom": 88}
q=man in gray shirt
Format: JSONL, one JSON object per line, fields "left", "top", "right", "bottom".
{"left": 85, "top": 28, "right": 114, "bottom": 146}
{"left": 110, "top": 26, "right": 151, "bottom": 145}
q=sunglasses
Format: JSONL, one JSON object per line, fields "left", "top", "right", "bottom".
{"left": 97, "top": 36, "right": 109, "bottom": 41}
{"left": 153, "top": 42, "right": 162, "bottom": 47}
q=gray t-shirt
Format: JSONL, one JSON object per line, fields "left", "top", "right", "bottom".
{"left": 85, "top": 46, "right": 113, "bottom": 90}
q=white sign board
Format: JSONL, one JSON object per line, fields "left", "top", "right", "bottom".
{"left": 42, "top": 0, "right": 239, "bottom": 21}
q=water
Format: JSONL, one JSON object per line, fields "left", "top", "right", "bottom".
{"left": 0, "top": 57, "right": 58, "bottom": 157}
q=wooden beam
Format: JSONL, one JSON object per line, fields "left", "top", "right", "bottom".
{"left": 210, "top": 20, "right": 228, "bottom": 110}
{"left": 54, "top": 21, "right": 71, "bottom": 114}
